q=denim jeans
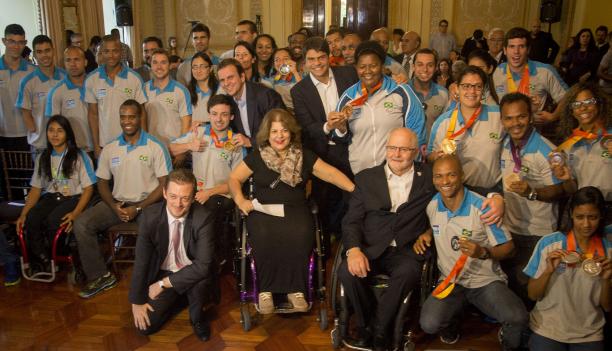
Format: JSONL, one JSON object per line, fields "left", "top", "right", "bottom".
{"left": 529, "top": 332, "right": 604, "bottom": 351}
{"left": 420, "top": 280, "right": 528, "bottom": 349}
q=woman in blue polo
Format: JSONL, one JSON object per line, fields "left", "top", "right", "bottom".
{"left": 524, "top": 186, "right": 611, "bottom": 350}
{"left": 16, "top": 115, "right": 96, "bottom": 271}
{"left": 187, "top": 52, "right": 218, "bottom": 124}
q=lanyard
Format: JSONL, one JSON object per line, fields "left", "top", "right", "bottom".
{"left": 557, "top": 126, "right": 606, "bottom": 152}
{"left": 506, "top": 64, "right": 530, "bottom": 95}
{"left": 445, "top": 105, "right": 482, "bottom": 140}
{"left": 52, "top": 149, "right": 68, "bottom": 180}
{"left": 509, "top": 127, "right": 533, "bottom": 173}
{"left": 566, "top": 230, "right": 605, "bottom": 259}
{"left": 209, "top": 127, "right": 233, "bottom": 148}
{"left": 349, "top": 80, "right": 383, "bottom": 107}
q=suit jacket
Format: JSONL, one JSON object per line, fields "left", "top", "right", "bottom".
{"left": 230, "top": 81, "right": 285, "bottom": 146}
{"left": 342, "top": 162, "right": 435, "bottom": 260}
{"left": 529, "top": 31, "right": 560, "bottom": 64}
{"left": 290, "top": 66, "right": 358, "bottom": 161}
{"left": 129, "top": 202, "right": 215, "bottom": 305}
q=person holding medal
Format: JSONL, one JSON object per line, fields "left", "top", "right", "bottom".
{"left": 228, "top": 109, "right": 354, "bottom": 314}
{"left": 498, "top": 92, "right": 574, "bottom": 306}
{"left": 16, "top": 115, "right": 96, "bottom": 272}
{"left": 270, "top": 48, "right": 302, "bottom": 111}
{"left": 416, "top": 155, "right": 527, "bottom": 349}
{"left": 428, "top": 65, "right": 505, "bottom": 196}
{"left": 551, "top": 82, "right": 612, "bottom": 212}
{"left": 523, "top": 186, "right": 612, "bottom": 350}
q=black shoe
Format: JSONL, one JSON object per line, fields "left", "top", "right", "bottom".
{"left": 78, "top": 273, "right": 118, "bottom": 299}
{"left": 192, "top": 321, "right": 210, "bottom": 341}
{"left": 344, "top": 326, "right": 372, "bottom": 350}
{"left": 372, "top": 332, "right": 388, "bottom": 351}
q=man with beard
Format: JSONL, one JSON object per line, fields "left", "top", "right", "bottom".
{"left": 135, "top": 36, "right": 162, "bottom": 82}
{"left": 326, "top": 28, "right": 345, "bottom": 67}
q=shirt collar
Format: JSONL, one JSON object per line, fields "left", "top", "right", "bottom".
{"left": 148, "top": 79, "right": 176, "bottom": 94}
{"left": 196, "top": 84, "right": 212, "bottom": 97}
{"left": 310, "top": 69, "right": 334, "bottom": 87}
{"left": 435, "top": 187, "right": 472, "bottom": 218}
{"left": 235, "top": 84, "right": 247, "bottom": 104}
{"left": 166, "top": 206, "right": 186, "bottom": 223}
{"left": 384, "top": 162, "right": 414, "bottom": 181}
{"left": 99, "top": 63, "right": 129, "bottom": 83}
{"left": 118, "top": 130, "right": 147, "bottom": 151}
{"left": 0, "top": 55, "right": 31, "bottom": 72}
{"left": 408, "top": 78, "right": 439, "bottom": 101}
{"left": 34, "top": 66, "right": 64, "bottom": 82}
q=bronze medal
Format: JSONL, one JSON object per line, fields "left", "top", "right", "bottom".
{"left": 548, "top": 151, "right": 566, "bottom": 167}
{"left": 440, "top": 138, "right": 457, "bottom": 155}
{"left": 582, "top": 258, "right": 602, "bottom": 276}
{"left": 341, "top": 105, "right": 353, "bottom": 119}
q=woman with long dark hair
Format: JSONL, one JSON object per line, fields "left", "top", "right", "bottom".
{"left": 270, "top": 47, "right": 302, "bottom": 110}
{"left": 234, "top": 41, "right": 270, "bottom": 87}
{"left": 254, "top": 34, "right": 277, "bottom": 82}
{"left": 467, "top": 49, "right": 500, "bottom": 105}
{"left": 188, "top": 52, "right": 218, "bottom": 123}
{"left": 434, "top": 58, "right": 452, "bottom": 89}
{"left": 560, "top": 28, "right": 599, "bottom": 86}
{"left": 525, "top": 186, "right": 611, "bottom": 350}
{"left": 16, "top": 115, "right": 96, "bottom": 271}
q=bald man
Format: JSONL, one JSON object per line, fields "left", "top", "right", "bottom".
{"left": 394, "top": 31, "right": 421, "bottom": 78}
{"left": 528, "top": 19, "right": 559, "bottom": 64}
{"left": 341, "top": 33, "right": 362, "bottom": 65}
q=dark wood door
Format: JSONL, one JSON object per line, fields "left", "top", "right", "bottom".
{"left": 343, "top": 0, "right": 388, "bottom": 40}
{"left": 301, "top": 0, "right": 326, "bottom": 36}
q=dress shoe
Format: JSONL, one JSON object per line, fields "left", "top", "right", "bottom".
{"left": 344, "top": 326, "right": 372, "bottom": 349}
{"left": 192, "top": 321, "right": 210, "bottom": 341}
{"left": 373, "top": 332, "right": 388, "bottom": 351}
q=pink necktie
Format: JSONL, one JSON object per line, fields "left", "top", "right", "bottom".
{"left": 172, "top": 220, "right": 183, "bottom": 269}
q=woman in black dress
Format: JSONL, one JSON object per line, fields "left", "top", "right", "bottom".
{"left": 229, "top": 109, "right": 354, "bottom": 313}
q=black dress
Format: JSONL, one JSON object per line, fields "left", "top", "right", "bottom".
{"left": 243, "top": 148, "right": 318, "bottom": 294}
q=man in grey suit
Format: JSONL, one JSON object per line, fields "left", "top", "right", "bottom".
{"left": 129, "top": 168, "right": 215, "bottom": 341}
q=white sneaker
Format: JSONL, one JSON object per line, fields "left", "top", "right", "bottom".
{"left": 258, "top": 292, "right": 274, "bottom": 314}
{"left": 287, "top": 292, "right": 309, "bottom": 312}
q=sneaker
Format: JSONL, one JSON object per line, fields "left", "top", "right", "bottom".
{"left": 439, "top": 327, "right": 460, "bottom": 344}
{"left": 3, "top": 260, "right": 21, "bottom": 287}
{"left": 78, "top": 273, "right": 117, "bottom": 299}
{"left": 258, "top": 292, "right": 274, "bottom": 314}
{"left": 287, "top": 292, "right": 309, "bottom": 312}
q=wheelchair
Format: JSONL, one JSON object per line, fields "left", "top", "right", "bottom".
{"left": 17, "top": 224, "right": 84, "bottom": 283}
{"left": 329, "top": 242, "right": 438, "bottom": 351}
{"left": 233, "top": 178, "right": 329, "bottom": 331}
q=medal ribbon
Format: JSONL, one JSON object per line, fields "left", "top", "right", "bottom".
{"left": 445, "top": 105, "right": 482, "bottom": 140}
{"left": 274, "top": 72, "right": 294, "bottom": 82}
{"left": 566, "top": 230, "right": 605, "bottom": 260}
{"left": 557, "top": 126, "right": 607, "bottom": 152}
{"left": 210, "top": 128, "right": 233, "bottom": 148}
{"left": 349, "top": 80, "right": 383, "bottom": 107}
{"left": 328, "top": 55, "right": 345, "bottom": 67}
{"left": 432, "top": 254, "right": 468, "bottom": 299}
{"left": 509, "top": 127, "right": 533, "bottom": 173}
{"left": 506, "top": 64, "right": 530, "bottom": 95}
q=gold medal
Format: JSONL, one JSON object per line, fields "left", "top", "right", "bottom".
{"left": 503, "top": 172, "right": 521, "bottom": 193}
{"left": 440, "top": 138, "right": 457, "bottom": 155}
{"left": 223, "top": 140, "right": 235, "bottom": 152}
{"left": 582, "top": 258, "right": 602, "bottom": 276}
{"left": 341, "top": 105, "right": 353, "bottom": 119}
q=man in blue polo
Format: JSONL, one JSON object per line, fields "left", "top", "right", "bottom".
{"left": 74, "top": 99, "right": 171, "bottom": 299}
{"left": 16, "top": 35, "right": 65, "bottom": 153}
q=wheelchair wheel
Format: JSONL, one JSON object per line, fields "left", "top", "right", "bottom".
{"left": 240, "top": 304, "right": 251, "bottom": 332}
{"left": 318, "top": 306, "right": 328, "bottom": 330}
{"left": 330, "top": 327, "right": 342, "bottom": 349}
{"left": 403, "top": 340, "right": 416, "bottom": 351}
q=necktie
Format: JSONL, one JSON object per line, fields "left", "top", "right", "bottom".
{"left": 171, "top": 220, "right": 183, "bottom": 269}
{"left": 403, "top": 55, "right": 411, "bottom": 75}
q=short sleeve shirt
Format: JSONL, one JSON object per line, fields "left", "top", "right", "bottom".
{"left": 96, "top": 131, "right": 172, "bottom": 202}
{"left": 427, "top": 189, "right": 512, "bottom": 288}
{"left": 408, "top": 79, "right": 449, "bottom": 140}
{"left": 428, "top": 104, "right": 504, "bottom": 189}
{"left": 15, "top": 67, "right": 66, "bottom": 149}
{"left": 144, "top": 79, "right": 192, "bottom": 145}
{"left": 172, "top": 125, "right": 244, "bottom": 195}
{"left": 191, "top": 85, "right": 212, "bottom": 123}
{"left": 45, "top": 77, "right": 93, "bottom": 151}
{"left": 0, "top": 56, "right": 35, "bottom": 137}
{"left": 500, "top": 130, "right": 561, "bottom": 235}
{"left": 523, "top": 232, "right": 612, "bottom": 343}
{"left": 84, "top": 64, "right": 147, "bottom": 146}
{"left": 176, "top": 55, "right": 220, "bottom": 86}
{"left": 30, "top": 149, "right": 96, "bottom": 195}
{"left": 566, "top": 128, "right": 612, "bottom": 201}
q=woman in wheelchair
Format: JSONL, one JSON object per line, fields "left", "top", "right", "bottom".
{"left": 229, "top": 109, "right": 354, "bottom": 313}
{"left": 524, "top": 186, "right": 611, "bottom": 350}
{"left": 15, "top": 115, "right": 96, "bottom": 272}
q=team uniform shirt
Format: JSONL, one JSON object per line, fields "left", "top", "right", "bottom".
{"left": 84, "top": 64, "right": 147, "bottom": 146}
{"left": 144, "top": 79, "right": 192, "bottom": 145}
{"left": 15, "top": 67, "right": 66, "bottom": 149}
{"left": 30, "top": 149, "right": 96, "bottom": 196}
{"left": 566, "top": 127, "right": 612, "bottom": 201}
{"left": 493, "top": 60, "right": 568, "bottom": 116}
{"left": 191, "top": 85, "right": 212, "bottom": 123}
{"left": 171, "top": 125, "right": 244, "bottom": 196}
{"left": 176, "top": 55, "right": 220, "bottom": 86}
{"left": 96, "top": 131, "right": 171, "bottom": 203}
{"left": 0, "top": 56, "right": 35, "bottom": 137}
{"left": 501, "top": 131, "right": 561, "bottom": 235}
{"left": 408, "top": 79, "right": 449, "bottom": 139}
{"left": 45, "top": 77, "right": 93, "bottom": 151}
{"left": 271, "top": 74, "right": 299, "bottom": 110}
{"left": 524, "top": 232, "right": 612, "bottom": 343}
{"left": 335, "top": 75, "right": 426, "bottom": 174}
{"left": 428, "top": 104, "right": 504, "bottom": 189}
{"left": 427, "top": 189, "right": 512, "bottom": 288}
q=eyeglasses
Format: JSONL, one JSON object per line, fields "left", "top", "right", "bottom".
{"left": 570, "top": 97, "right": 598, "bottom": 109}
{"left": 459, "top": 83, "right": 484, "bottom": 91}
{"left": 192, "top": 64, "right": 210, "bottom": 71}
{"left": 4, "top": 39, "right": 27, "bottom": 46}
{"left": 385, "top": 145, "right": 417, "bottom": 153}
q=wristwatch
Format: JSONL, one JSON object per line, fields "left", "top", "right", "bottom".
{"left": 478, "top": 247, "right": 491, "bottom": 260}
{"left": 158, "top": 280, "right": 165, "bottom": 289}
{"left": 527, "top": 189, "right": 538, "bottom": 201}
{"left": 136, "top": 206, "right": 142, "bottom": 214}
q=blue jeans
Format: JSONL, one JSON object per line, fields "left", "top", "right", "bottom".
{"left": 420, "top": 280, "right": 528, "bottom": 349}
{"left": 529, "top": 332, "right": 604, "bottom": 351}
{"left": 0, "top": 228, "right": 19, "bottom": 265}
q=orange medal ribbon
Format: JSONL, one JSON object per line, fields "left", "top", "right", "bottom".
{"left": 445, "top": 105, "right": 483, "bottom": 140}
{"left": 506, "top": 64, "right": 530, "bottom": 95}
{"left": 566, "top": 230, "right": 605, "bottom": 260}
{"left": 329, "top": 55, "right": 345, "bottom": 67}
{"left": 557, "top": 126, "right": 607, "bottom": 152}
{"left": 432, "top": 254, "right": 469, "bottom": 299}
{"left": 349, "top": 80, "right": 383, "bottom": 107}
{"left": 210, "top": 129, "right": 233, "bottom": 148}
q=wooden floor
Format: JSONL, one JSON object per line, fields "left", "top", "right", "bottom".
{"left": 0, "top": 259, "right": 506, "bottom": 351}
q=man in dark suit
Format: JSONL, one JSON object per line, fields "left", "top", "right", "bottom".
{"left": 528, "top": 19, "right": 560, "bottom": 64}
{"left": 339, "top": 128, "right": 506, "bottom": 350}
{"left": 129, "top": 169, "right": 216, "bottom": 341}
{"left": 217, "top": 58, "right": 284, "bottom": 148}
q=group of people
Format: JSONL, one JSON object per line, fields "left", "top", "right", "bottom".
{"left": 0, "top": 15, "right": 611, "bottom": 351}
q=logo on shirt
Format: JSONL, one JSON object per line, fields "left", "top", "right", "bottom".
{"left": 111, "top": 156, "right": 121, "bottom": 167}
{"left": 36, "top": 91, "right": 46, "bottom": 100}
{"left": 164, "top": 97, "right": 175, "bottom": 105}
{"left": 461, "top": 228, "right": 472, "bottom": 238}
{"left": 520, "top": 165, "right": 530, "bottom": 173}
{"left": 451, "top": 236, "right": 461, "bottom": 251}
{"left": 384, "top": 102, "right": 393, "bottom": 109}
{"left": 433, "top": 105, "right": 443, "bottom": 113}
{"left": 495, "top": 85, "right": 505, "bottom": 94}
{"left": 138, "top": 154, "right": 148, "bottom": 162}
{"left": 432, "top": 225, "right": 440, "bottom": 236}
{"left": 123, "top": 87, "right": 133, "bottom": 96}
{"left": 602, "top": 150, "right": 611, "bottom": 159}
{"left": 96, "top": 88, "right": 107, "bottom": 99}
{"left": 489, "top": 132, "right": 502, "bottom": 141}
{"left": 65, "top": 99, "right": 76, "bottom": 109}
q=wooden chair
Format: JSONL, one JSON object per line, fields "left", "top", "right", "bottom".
{"left": 0, "top": 150, "right": 34, "bottom": 224}
{"left": 107, "top": 222, "right": 139, "bottom": 273}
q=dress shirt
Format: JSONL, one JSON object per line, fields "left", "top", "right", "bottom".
{"left": 234, "top": 85, "right": 250, "bottom": 137}
{"left": 384, "top": 163, "right": 415, "bottom": 246}
{"left": 161, "top": 208, "right": 192, "bottom": 272}
{"left": 310, "top": 70, "right": 339, "bottom": 138}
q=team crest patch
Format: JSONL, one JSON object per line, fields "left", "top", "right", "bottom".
{"left": 123, "top": 87, "right": 133, "bottom": 96}
{"left": 495, "top": 85, "right": 505, "bottom": 93}
{"left": 164, "top": 97, "right": 174, "bottom": 104}
{"left": 521, "top": 165, "right": 529, "bottom": 173}
{"left": 384, "top": 102, "right": 393, "bottom": 109}
{"left": 489, "top": 132, "right": 501, "bottom": 141}
{"left": 602, "top": 150, "right": 610, "bottom": 158}
{"left": 451, "top": 236, "right": 461, "bottom": 251}
{"left": 138, "top": 155, "right": 148, "bottom": 162}
{"left": 461, "top": 229, "right": 472, "bottom": 238}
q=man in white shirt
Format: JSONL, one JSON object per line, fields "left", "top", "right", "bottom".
{"left": 219, "top": 20, "right": 258, "bottom": 60}
{"left": 429, "top": 19, "right": 456, "bottom": 60}
{"left": 487, "top": 28, "right": 506, "bottom": 64}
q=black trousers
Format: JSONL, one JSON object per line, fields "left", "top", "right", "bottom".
{"left": 337, "top": 247, "right": 422, "bottom": 333}
{"left": 24, "top": 193, "right": 80, "bottom": 258}
{"left": 203, "top": 195, "right": 235, "bottom": 264}
{"left": 139, "top": 270, "right": 212, "bottom": 335}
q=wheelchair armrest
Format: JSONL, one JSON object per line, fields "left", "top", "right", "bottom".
{"left": 309, "top": 201, "right": 319, "bottom": 215}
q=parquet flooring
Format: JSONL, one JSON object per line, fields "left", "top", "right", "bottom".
{"left": 1, "top": 262, "right": 504, "bottom": 351}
